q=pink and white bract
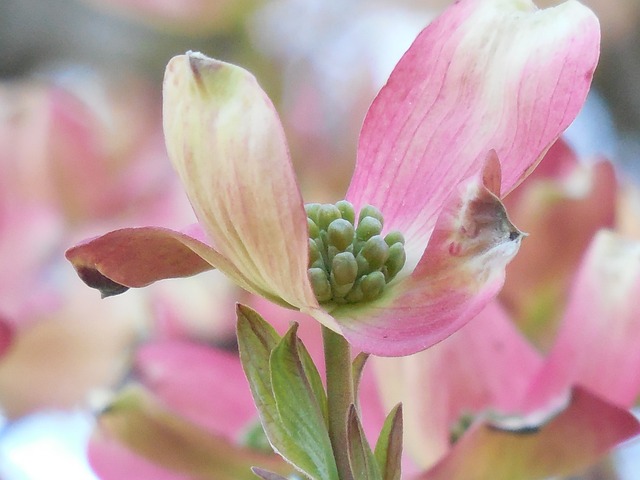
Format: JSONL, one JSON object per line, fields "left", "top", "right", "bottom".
{"left": 66, "top": 0, "right": 600, "bottom": 356}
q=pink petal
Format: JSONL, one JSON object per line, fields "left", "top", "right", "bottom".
{"left": 347, "top": 0, "right": 599, "bottom": 257}
{"left": 149, "top": 273, "right": 240, "bottom": 342}
{"left": 332, "top": 159, "right": 523, "bottom": 356}
{"left": 418, "top": 387, "right": 640, "bottom": 480}
{"left": 359, "top": 371, "right": 389, "bottom": 441}
{"left": 373, "top": 301, "right": 542, "bottom": 469}
{"left": 501, "top": 146, "right": 617, "bottom": 347}
{"left": 65, "top": 226, "right": 278, "bottom": 302}
{"left": 134, "top": 340, "right": 257, "bottom": 440}
{"left": 524, "top": 231, "right": 640, "bottom": 410}
{"left": 0, "top": 203, "right": 63, "bottom": 317}
{"left": 163, "top": 52, "right": 317, "bottom": 312}
{"left": 89, "top": 438, "right": 191, "bottom": 480}
{"left": 44, "top": 79, "right": 175, "bottom": 224}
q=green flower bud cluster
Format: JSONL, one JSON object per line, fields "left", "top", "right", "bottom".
{"left": 306, "top": 201, "right": 406, "bottom": 304}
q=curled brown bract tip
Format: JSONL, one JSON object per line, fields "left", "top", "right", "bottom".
{"left": 75, "top": 265, "right": 130, "bottom": 298}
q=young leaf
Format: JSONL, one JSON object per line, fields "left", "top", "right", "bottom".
{"left": 347, "top": 404, "right": 383, "bottom": 480}
{"left": 297, "top": 335, "right": 329, "bottom": 426}
{"left": 374, "top": 403, "right": 403, "bottom": 480}
{"left": 352, "top": 352, "right": 370, "bottom": 406}
{"left": 270, "top": 323, "right": 339, "bottom": 480}
{"left": 237, "top": 304, "right": 320, "bottom": 479}
{"left": 251, "top": 467, "right": 290, "bottom": 480}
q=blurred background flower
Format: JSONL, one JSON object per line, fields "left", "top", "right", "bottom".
{"left": 1, "top": 0, "right": 640, "bottom": 479}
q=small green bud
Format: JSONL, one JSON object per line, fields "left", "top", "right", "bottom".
{"left": 360, "top": 235, "right": 390, "bottom": 270}
{"left": 380, "top": 265, "right": 389, "bottom": 281}
{"left": 384, "top": 231, "right": 405, "bottom": 246}
{"left": 352, "top": 238, "right": 364, "bottom": 257}
{"left": 361, "top": 271, "right": 386, "bottom": 300}
{"left": 356, "top": 254, "right": 370, "bottom": 276}
{"left": 305, "top": 203, "right": 321, "bottom": 224}
{"left": 359, "top": 205, "right": 384, "bottom": 226}
{"left": 345, "top": 278, "right": 364, "bottom": 303}
{"left": 307, "top": 218, "right": 320, "bottom": 239}
{"left": 356, "top": 216, "right": 383, "bottom": 241}
{"left": 317, "top": 204, "right": 342, "bottom": 231}
{"left": 336, "top": 200, "right": 355, "bottom": 225}
{"left": 308, "top": 268, "right": 332, "bottom": 303}
{"left": 327, "top": 245, "right": 339, "bottom": 265}
{"left": 330, "top": 272, "right": 354, "bottom": 298}
{"left": 314, "top": 236, "right": 327, "bottom": 266}
{"left": 309, "top": 239, "right": 323, "bottom": 269}
{"left": 385, "top": 242, "right": 406, "bottom": 279}
{"left": 327, "top": 219, "right": 355, "bottom": 251}
{"left": 331, "top": 252, "right": 358, "bottom": 286}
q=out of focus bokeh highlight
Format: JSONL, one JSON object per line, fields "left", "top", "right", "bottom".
{"left": 0, "top": 0, "right": 639, "bottom": 478}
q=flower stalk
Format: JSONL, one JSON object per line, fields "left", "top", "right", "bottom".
{"left": 323, "top": 325, "right": 355, "bottom": 480}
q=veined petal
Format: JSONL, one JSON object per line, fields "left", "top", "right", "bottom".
{"left": 524, "top": 231, "right": 640, "bottom": 410}
{"left": 163, "top": 52, "right": 316, "bottom": 311}
{"left": 417, "top": 387, "right": 640, "bottom": 480}
{"left": 134, "top": 341, "right": 258, "bottom": 439}
{"left": 373, "top": 301, "right": 542, "bottom": 470}
{"left": 65, "top": 226, "right": 291, "bottom": 306}
{"left": 332, "top": 160, "right": 523, "bottom": 356}
{"left": 347, "top": 0, "right": 599, "bottom": 256}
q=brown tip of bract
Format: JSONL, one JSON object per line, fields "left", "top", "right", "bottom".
{"left": 75, "top": 265, "right": 130, "bottom": 298}
{"left": 185, "top": 51, "right": 226, "bottom": 96}
{"left": 187, "top": 51, "right": 208, "bottom": 93}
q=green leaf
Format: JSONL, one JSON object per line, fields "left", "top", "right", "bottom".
{"left": 270, "top": 323, "right": 339, "bottom": 480}
{"left": 236, "top": 303, "right": 280, "bottom": 426}
{"left": 251, "top": 467, "right": 290, "bottom": 480}
{"left": 352, "top": 352, "right": 370, "bottom": 406}
{"left": 374, "top": 403, "right": 403, "bottom": 480}
{"left": 347, "top": 404, "right": 383, "bottom": 480}
{"left": 297, "top": 334, "right": 328, "bottom": 426}
{"left": 237, "top": 305, "right": 317, "bottom": 478}
{"left": 97, "top": 386, "right": 288, "bottom": 480}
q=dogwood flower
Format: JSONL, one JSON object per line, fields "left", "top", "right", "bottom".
{"left": 66, "top": 0, "right": 600, "bottom": 356}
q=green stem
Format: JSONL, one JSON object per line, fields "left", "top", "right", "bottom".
{"left": 323, "top": 325, "right": 354, "bottom": 480}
